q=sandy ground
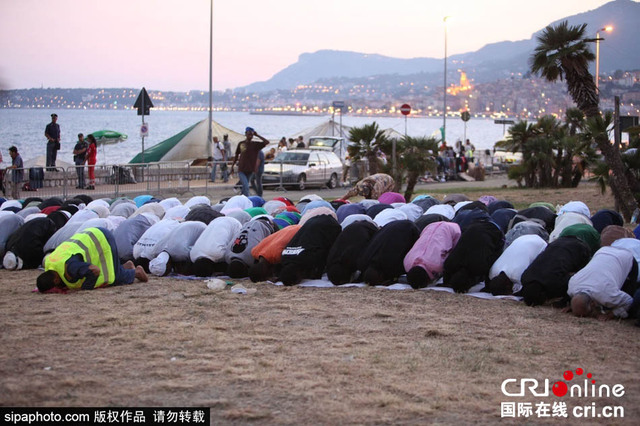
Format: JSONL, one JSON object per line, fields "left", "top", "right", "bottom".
{"left": 1, "top": 182, "right": 638, "bottom": 424}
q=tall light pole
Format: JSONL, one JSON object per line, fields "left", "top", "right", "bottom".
{"left": 595, "top": 25, "right": 613, "bottom": 91}
{"left": 443, "top": 16, "right": 450, "bottom": 144}
{"left": 207, "top": 0, "right": 214, "bottom": 158}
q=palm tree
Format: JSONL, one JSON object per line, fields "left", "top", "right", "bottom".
{"left": 496, "top": 120, "right": 538, "bottom": 187}
{"left": 396, "top": 136, "right": 439, "bottom": 200}
{"left": 347, "top": 122, "right": 388, "bottom": 176}
{"left": 530, "top": 21, "right": 638, "bottom": 219}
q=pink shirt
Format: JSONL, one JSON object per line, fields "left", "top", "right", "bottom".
{"left": 403, "top": 222, "right": 461, "bottom": 280}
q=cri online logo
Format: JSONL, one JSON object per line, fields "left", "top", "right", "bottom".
{"left": 502, "top": 368, "right": 625, "bottom": 398}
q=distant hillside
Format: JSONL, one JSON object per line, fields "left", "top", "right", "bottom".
{"left": 242, "top": 0, "right": 640, "bottom": 92}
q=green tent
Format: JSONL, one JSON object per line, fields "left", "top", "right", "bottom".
{"left": 129, "top": 119, "right": 245, "bottom": 164}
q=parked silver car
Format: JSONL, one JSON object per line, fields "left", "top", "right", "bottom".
{"left": 262, "top": 149, "right": 342, "bottom": 190}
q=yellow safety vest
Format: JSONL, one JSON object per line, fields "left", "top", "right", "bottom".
{"left": 45, "top": 228, "right": 115, "bottom": 289}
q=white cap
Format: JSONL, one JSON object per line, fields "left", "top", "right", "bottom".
{"left": 149, "top": 252, "right": 170, "bottom": 276}
{"left": 3, "top": 251, "right": 23, "bottom": 270}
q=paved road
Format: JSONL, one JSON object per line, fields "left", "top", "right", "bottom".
{"left": 210, "top": 174, "right": 513, "bottom": 203}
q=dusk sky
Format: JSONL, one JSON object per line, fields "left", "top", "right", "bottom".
{"left": 0, "top": 0, "right": 620, "bottom": 92}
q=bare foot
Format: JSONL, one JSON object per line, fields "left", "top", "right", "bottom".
{"left": 123, "top": 260, "right": 135, "bottom": 270}
{"left": 135, "top": 265, "right": 148, "bottom": 282}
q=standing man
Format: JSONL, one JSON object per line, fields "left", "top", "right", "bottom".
{"left": 465, "top": 139, "right": 475, "bottom": 164}
{"left": 210, "top": 136, "right": 225, "bottom": 183}
{"left": 45, "top": 113, "right": 61, "bottom": 171}
{"left": 296, "top": 135, "right": 305, "bottom": 148}
{"left": 7, "top": 146, "right": 23, "bottom": 200}
{"left": 73, "top": 133, "right": 88, "bottom": 189}
{"left": 221, "top": 134, "right": 231, "bottom": 183}
{"left": 231, "top": 127, "right": 269, "bottom": 197}
{"left": 250, "top": 149, "right": 266, "bottom": 197}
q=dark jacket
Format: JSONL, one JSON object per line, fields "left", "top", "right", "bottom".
{"left": 443, "top": 221, "right": 504, "bottom": 293}
{"left": 357, "top": 220, "right": 420, "bottom": 284}
{"left": 5, "top": 217, "right": 58, "bottom": 269}
{"left": 520, "top": 236, "right": 592, "bottom": 306}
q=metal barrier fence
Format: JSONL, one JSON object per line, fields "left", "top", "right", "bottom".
{"left": 1, "top": 159, "right": 344, "bottom": 201}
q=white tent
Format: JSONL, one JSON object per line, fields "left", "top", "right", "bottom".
{"left": 23, "top": 155, "right": 74, "bottom": 169}
{"left": 290, "top": 119, "right": 352, "bottom": 141}
{"left": 382, "top": 128, "right": 405, "bottom": 140}
{"left": 129, "top": 119, "right": 245, "bottom": 164}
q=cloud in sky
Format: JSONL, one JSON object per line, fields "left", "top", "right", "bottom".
{"left": 0, "top": 0, "right": 617, "bottom": 91}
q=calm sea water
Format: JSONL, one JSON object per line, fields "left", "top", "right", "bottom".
{"left": 0, "top": 109, "right": 506, "bottom": 166}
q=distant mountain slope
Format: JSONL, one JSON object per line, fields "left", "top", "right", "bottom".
{"left": 243, "top": 50, "right": 442, "bottom": 92}
{"left": 242, "top": 0, "right": 640, "bottom": 92}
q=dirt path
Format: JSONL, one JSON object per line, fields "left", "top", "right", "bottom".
{"left": 1, "top": 268, "right": 638, "bottom": 424}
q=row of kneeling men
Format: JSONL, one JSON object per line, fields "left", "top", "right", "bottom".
{"left": 1, "top": 191, "right": 639, "bottom": 323}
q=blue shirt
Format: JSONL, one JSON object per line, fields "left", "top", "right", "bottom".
{"left": 65, "top": 254, "right": 98, "bottom": 289}
{"left": 45, "top": 122, "right": 60, "bottom": 141}
{"left": 11, "top": 153, "right": 23, "bottom": 183}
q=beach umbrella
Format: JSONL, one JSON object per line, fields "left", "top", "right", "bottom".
{"left": 89, "top": 130, "right": 128, "bottom": 145}
{"left": 89, "top": 130, "right": 128, "bottom": 165}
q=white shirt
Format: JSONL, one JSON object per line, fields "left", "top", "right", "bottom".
{"left": 489, "top": 234, "right": 548, "bottom": 293}
{"left": 213, "top": 140, "right": 225, "bottom": 161}
{"left": 133, "top": 219, "right": 181, "bottom": 260}
{"left": 190, "top": 216, "right": 242, "bottom": 263}
{"left": 152, "top": 221, "right": 206, "bottom": 261}
{"left": 549, "top": 212, "right": 593, "bottom": 242}
{"left": 568, "top": 246, "right": 634, "bottom": 318}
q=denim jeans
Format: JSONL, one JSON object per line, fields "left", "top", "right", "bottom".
{"left": 75, "top": 163, "right": 85, "bottom": 188}
{"left": 98, "top": 227, "right": 135, "bottom": 285}
{"left": 210, "top": 161, "right": 220, "bottom": 182}
{"left": 238, "top": 171, "right": 253, "bottom": 196}
{"left": 250, "top": 171, "right": 264, "bottom": 197}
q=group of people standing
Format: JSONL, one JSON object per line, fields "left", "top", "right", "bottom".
{"left": 210, "top": 129, "right": 306, "bottom": 199}
{"left": 436, "top": 138, "right": 476, "bottom": 181}
{"left": 46, "top": 113, "right": 97, "bottom": 188}
{"left": 72, "top": 132, "right": 98, "bottom": 190}
{"left": 3, "top": 114, "right": 98, "bottom": 201}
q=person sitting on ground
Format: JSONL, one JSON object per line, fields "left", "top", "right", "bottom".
{"left": 443, "top": 221, "right": 504, "bottom": 293}
{"left": 113, "top": 213, "right": 159, "bottom": 263}
{"left": 567, "top": 245, "right": 638, "bottom": 319}
{"left": 278, "top": 214, "right": 342, "bottom": 286}
{"left": 3, "top": 216, "right": 58, "bottom": 270}
{"left": 520, "top": 236, "right": 592, "bottom": 306}
{"left": 190, "top": 216, "right": 243, "bottom": 277}
{"left": 325, "top": 220, "right": 379, "bottom": 285}
{"left": 0, "top": 213, "right": 24, "bottom": 261}
{"left": 340, "top": 173, "right": 395, "bottom": 201}
{"left": 148, "top": 221, "right": 207, "bottom": 276}
{"left": 36, "top": 227, "right": 147, "bottom": 293}
{"left": 132, "top": 218, "right": 181, "bottom": 272}
{"left": 404, "top": 221, "right": 461, "bottom": 289}
{"left": 358, "top": 220, "right": 420, "bottom": 286}
{"left": 226, "top": 217, "right": 275, "bottom": 278}
{"left": 487, "top": 234, "right": 548, "bottom": 296}
{"left": 249, "top": 224, "right": 301, "bottom": 282}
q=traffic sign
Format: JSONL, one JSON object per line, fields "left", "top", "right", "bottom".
{"left": 134, "top": 87, "right": 154, "bottom": 116}
{"left": 400, "top": 104, "right": 411, "bottom": 116}
{"left": 332, "top": 100, "right": 345, "bottom": 109}
{"left": 140, "top": 122, "right": 149, "bottom": 137}
{"left": 461, "top": 111, "right": 471, "bottom": 122}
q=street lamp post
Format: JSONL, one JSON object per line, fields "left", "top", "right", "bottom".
{"left": 443, "top": 16, "right": 450, "bottom": 144}
{"left": 595, "top": 25, "right": 613, "bottom": 91}
{"left": 207, "top": 0, "right": 214, "bottom": 158}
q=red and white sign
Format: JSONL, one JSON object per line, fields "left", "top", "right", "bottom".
{"left": 400, "top": 104, "right": 411, "bottom": 116}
